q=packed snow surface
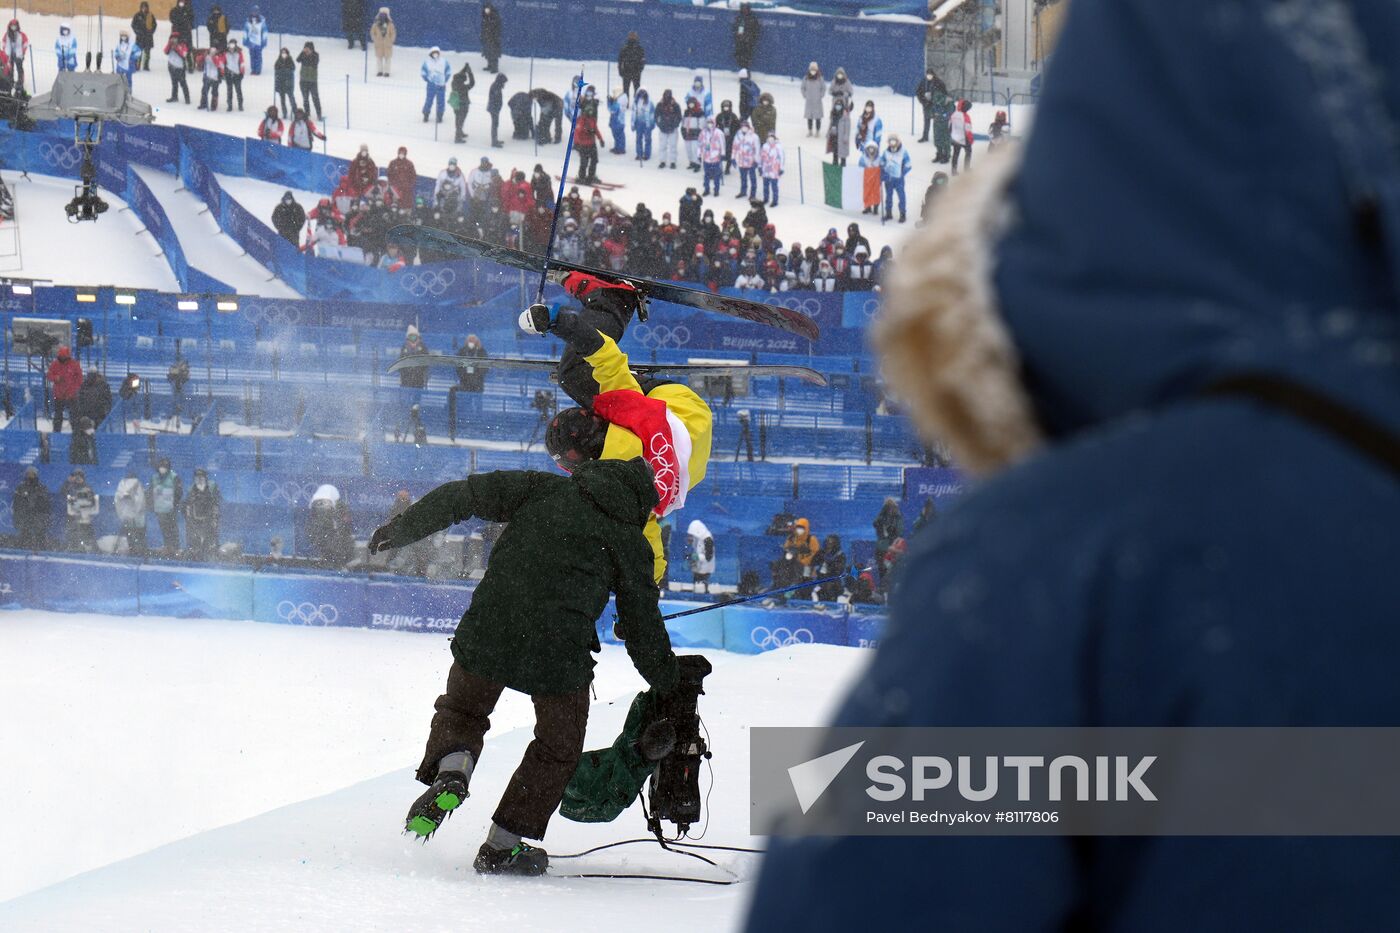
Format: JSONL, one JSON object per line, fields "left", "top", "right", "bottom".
{"left": 0, "top": 609, "right": 868, "bottom": 930}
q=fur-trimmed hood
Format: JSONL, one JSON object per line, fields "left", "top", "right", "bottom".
{"left": 880, "top": 0, "right": 1400, "bottom": 475}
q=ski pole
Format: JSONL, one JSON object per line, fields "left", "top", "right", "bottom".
{"left": 662, "top": 567, "right": 873, "bottom": 621}
{"left": 536, "top": 69, "right": 585, "bottom": 304}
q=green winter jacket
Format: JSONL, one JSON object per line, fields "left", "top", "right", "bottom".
{"left": 383, "top": 458, "right": 679, "bottom": 696}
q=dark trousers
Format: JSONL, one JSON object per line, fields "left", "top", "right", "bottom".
{"left": 417, "top": 663, "right": 590, "bottom": 841}
{"left": 919, "top": 106, "right": 934, "bottom": 140}
{"left": 301, "top": 82, "right": 322, "bottom": 119}
{"left": 952, "top": 142, "right": 971, "bottom": 174}
{"left": 576, "top": 145, "right": 598, "bottom": 183}
{"left": 199, "top": 76, "right": 219, "bottom": 109}
{"left": 453, "top": 105, "right": 468, "bottom": 141}
{"left": 621, "top": 74, "right": 639, "bottom": 100}
{"left": 224, "top": 74, "right": 243, "bottom": 110}
{"left": 51, "top": 397, "right": 73, "bottom": 432}
{"left": 557, "top": 289, "right": 640, "bottom": 409}
{"left": 156, "top": 511, "right": 180, "bottom": 552}
{"left": 168, "top": 66, "right": 189, "bottom": 102}
{"left": 277, "top": 89, "right": 294, "bottom": 119}
{"left": 489, "top": 110, "right": 500, "bottom": 144}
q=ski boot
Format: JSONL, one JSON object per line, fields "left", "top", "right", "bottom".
{"left": 404, "top": 769, "right": 470, "bottom": 839}
{"left": 474, "top": 841, "right": 549, "bottom": 876}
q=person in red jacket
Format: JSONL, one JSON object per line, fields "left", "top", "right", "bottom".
{"left": 346, "top": 144, "right": 378, "bottom": 198}
{"left": 500, "top": 169, "right": 534, "bottom": 225}
{"left": 386, "top": 146, "right": 417, "bottom": 206}
{"left": 573, "top": 99, "right": 603, "bottom": 186}
{"left": 256, "top": 105, "right": 284, "bottom": 142}
{"left": 46, "top": 346, "right": 83, "bottom": 432}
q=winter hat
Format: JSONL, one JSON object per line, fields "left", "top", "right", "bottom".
{"left": 545, "top": 408, "right": 609, "bottom": 472}
{"left": 406, "top": 324, "right": 421, "bottom": 339}
{"left": 430, "top": 46, "right": 441, "bottom": 55}
{"left": 398, "top": 146, "right": 407, "bottom": 156}
{"left": 480, "top": 157, "right": 491, "bottom": 167}
{"left": 738, "top": 68, "right": 749, "bottom": 79}
{"left": 887, "top": 134, "right": 901, "bottom": 148}
{"left": 194, "top": 467, "right": 208, "bottom": 478}
{"left": 311, "top": 484, "right": 341, "bottom": 504}
{"left": 57, "top": 346, "right": 70, "bottom": 359}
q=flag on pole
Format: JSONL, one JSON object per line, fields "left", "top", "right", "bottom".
{"left": 823, "top": 162, "right": 868, "bottom": 212}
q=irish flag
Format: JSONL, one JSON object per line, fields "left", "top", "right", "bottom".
{"left": 823, "top": 162, "right": 878, "bottom": 212}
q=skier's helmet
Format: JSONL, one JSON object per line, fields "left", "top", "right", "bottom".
{"left": 546, "top": 407, "right": 609, "bottom": 472}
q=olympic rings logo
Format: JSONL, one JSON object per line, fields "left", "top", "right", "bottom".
{"left": 38, "top": 141, "right": 82, "bottom": 170}
{"left": 277, "top": 600, "right": 340, "bottom": 625}
{"left": 401, "top": 268, "right": 457, "bottom": 298}
{"left": 260, "top": 479, "right": 319, "bottom": 506}
{"left": 773, "top": 296, "right": 823, "bottom": 318}
{"left": 860, "top": 297, "right": 880, "bottom": 320}
{"left": 242, "top": 303, "right": 304, "bottom": 326}
{"left": 633, "top": 324, "right": 691, "bottom": 349}
{"left": 751, "top": 626, "right": 815, "bottom": 650}
{"left": 323, "top": 162, "right": 348, "bottom": 184}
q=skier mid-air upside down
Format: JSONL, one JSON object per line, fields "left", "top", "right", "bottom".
{"left": 521, "top": 269, "right": 715, "bottom": 584}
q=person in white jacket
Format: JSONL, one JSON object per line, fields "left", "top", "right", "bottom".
{"left": 114, "top": 470, "right": 148, "bottom": 555}
{"left": 223, "top": 39, "right": 248, "bottom": 111}
{"left": 420, "top": 46, "right": 450, "bottom": 124}
{"left": 687, "top": 519, "right": 716, "bottom": 594}
{"left": 434, "top": 156, "right": 469, "bottom": 205}
{"left": 243, "top": 6, "right": 269, "bottom": 75}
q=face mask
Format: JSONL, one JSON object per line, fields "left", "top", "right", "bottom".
{"left": 159, "top": 467, "right": 168, "bottom": 475}
{"left": 196, "top": 479, "right": 207, "bottom": 489}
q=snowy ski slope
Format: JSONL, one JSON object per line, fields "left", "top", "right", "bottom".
{"left": 0, "top": 609, "right": 868, "bottom": 929}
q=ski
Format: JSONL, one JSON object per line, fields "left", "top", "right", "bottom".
{"left": 555, "top": 174, "right": 625, "bottom": 191}
{"left": 388, "top": 353, "right": 828, "bottom": 386}
{"left": 386, "top": 225, "right": 821, "bottom": 341}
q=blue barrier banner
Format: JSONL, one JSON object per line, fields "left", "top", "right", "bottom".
{"left": 221, "top": 191, "right": 282, "bottom": 270}
{"left": 138, "top": 562, "right": 255, "bottom": 620}
{"left": 901, "top": 466, "right": 965, "bottom": 503}
{"left": 846, "top": 609, "right": 884, "bottom": 648}
{"left": 185, "top": 266, "right": 237, "bottom": 294}
{"left": 125, "top": 164, "right": 191, "bottom": 290}
{"left": 23, "top": 133, "right": 86, "bottom": 180}
{"left": 0, "top": 551, "right": 28, "bottom": 609}
{"left": 722, "top": 603, "right": 848, "bottom": 654}
{"left": 179, "top": 145, "right": 224, "bottom": 217}
{"left": 107, "top": 123, "right": 181, "bottom": 175}
{"left": 239, "top": 0, "right": 924, "bottom": 91}
{"left": 0, "top": 463, "right": 21, "bottom": 535}
{"left": 34, "top": 556, "right": 142, "bottom": 615}
{"left": 364, "top": 575, "right": 471, "bottom": 633}
{"left": 842, "top": 291, "right": 883, "bottom": 329}
{"left": 253, "top": 567, "right": 367, "bottom": 627}
{"left": 176, "top": 124, "right": 247, "bottom": 177}
{"left": 245, "top": 138, "right": 348, "bottom": 194}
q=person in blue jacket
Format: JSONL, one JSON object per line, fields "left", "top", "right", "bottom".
{"left": 684, "top": 75, "right": 712, "bottom": 118}
{"left": 54, "top": 23, "right": 77, "bottom": 72}
{"left": 420, "top": 46, "right": 450, "bottom": 124}
{"left": 631, "top": 88, "right": 654, "bottom": 163}
{"left": 746, "top": 0, "right": 1400, "bottom": 930}
{"left": 607, "top": 90, "right": 627, "bottom": 155}
{"left": 878, "top": 133, "right": 910, "bottom": 224}
{"left": 737, "top": 67, "right": 760, "bottom": 122}
{"left": 243, "top": 6, "right": 268, "bottom": 75}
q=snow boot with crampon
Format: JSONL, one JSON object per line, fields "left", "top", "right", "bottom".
{"left": 404, "top": 769, "right": 470, "bottom": 839}
{"left": 474, "top": 841, "right": 550, "bottom": 876}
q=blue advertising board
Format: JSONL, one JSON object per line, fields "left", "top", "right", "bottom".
{"left": 0, "top": 551, "right": 28, "bottom": 609}
{"left": 364, "top": 575, "right": 472, "bottom": 634}
{"left": 138, "top": 562, "right": 256, "bottom": 620}
{"left": 721, "top": 603, "right": 847, "bottom": 655}
{"left": 33, "top": 556, "right": 142, "bottom": 615}
{"left": 252, "top": 567, "right": 367, "bottom": 628}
